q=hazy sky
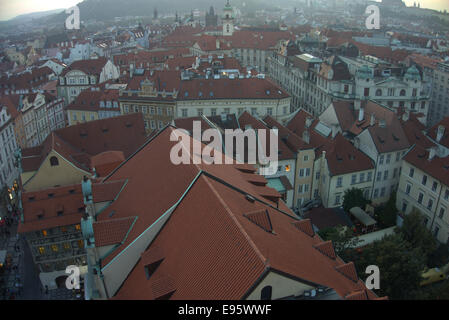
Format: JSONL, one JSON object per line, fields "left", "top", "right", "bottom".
{"left": 0, "top": 0, "right": 448, "bottom": 21}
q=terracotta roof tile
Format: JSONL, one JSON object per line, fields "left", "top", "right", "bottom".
{"left": 335, "top": 262, "right": 358, "bottom": 283}
{"left": 314, "top": 241, "right": 337, "bottom": 260}
{"left": 93, "top": 216, "right": 135, "bottom": 247}
{"left": 244, "top": 210, "right": 273, "bottom": 233}
{"left": 292, "top": 219, "right": 315, "bottom": 237}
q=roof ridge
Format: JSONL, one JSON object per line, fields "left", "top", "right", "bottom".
{"left": 200, "top": 174, "right": 269, "bottom": 267}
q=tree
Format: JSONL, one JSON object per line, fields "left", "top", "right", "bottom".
{"left": 398, "top": 210, "right": 437, "bottom": 264}
{"left": 351, "top": 233, "right": 426, "bottom": 300}
{"left": 375, "top": 192, "right": 398, "bottom": 228}
{"left": 342, "top": 188, "right": 370, "bottom": 213}
{"left": 318, "top": 225, "right": 360, "bottom": 259}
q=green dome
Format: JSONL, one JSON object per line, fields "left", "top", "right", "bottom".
{"left": 404, "top": 65, "right": 421, "bottom": 81}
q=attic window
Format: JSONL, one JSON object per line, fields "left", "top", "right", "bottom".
{"left": 69, "top": 189, "right": 75, "bottom": 194}
{"left": 392, "top": 134, "right": 399, "bottom": 141}
{"left": 48, "top": 193, "right": 54, "bottom": 198}
{"left": 80, "top": 130, "right": 88, "bottom": 137}
{"left": 37, "top": 214, "right": 44, "bottom": 220}
{"left": 78, "top": 207, "right": 85, "bottom": 213}
{"left": 28, "top": 196, "right": 36, "bottom": 202}
{"left": 125, "top": 122, "right": 133, "bottom": 128}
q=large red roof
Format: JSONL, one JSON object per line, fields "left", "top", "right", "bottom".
{"left": 90, "top": 126, "right": 381, "bottom": 300}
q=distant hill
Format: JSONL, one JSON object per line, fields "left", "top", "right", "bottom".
{"left": 38, "top": 0, "right": 284, "bottom": 24}
{"left": 9, "top": 9, "right": 65, "bottom": 22}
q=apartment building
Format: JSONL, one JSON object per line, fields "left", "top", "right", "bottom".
{"left": 66, "top": 88, "right": 121, "bottom": 126}
{"left": 57, "top": 58, "right": 120, "bottom": 105}
{"left": 20, "top": 114, "right": 147, "bottom": 192}
{"left": 119, "top": 70, "right": 178, "bottom": 132}
{"left": 18, "top": 184, "right": 87, "bottom": 290}
{"left": 428, "top": 62, "right": 449, "bottom": 127}
{"left": 319, "top": 100, "right": 411, "bottom": 204}
{"left": 397, "top": 145, "right": 449, "bottom": 244}
{"left": 268, "top": 53, "right": 430, "bottom": 122}
{"left": 176, "top": 77, "right": 292, "bottom": 122}
{"left": 0, "top": 97, "right": 20, "bottom": 189}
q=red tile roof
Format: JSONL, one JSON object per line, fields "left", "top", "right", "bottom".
{"left": 179, "top": 78, "right": 289, "bottom": 101}
{"left": 404, "top": 145, "right": 449, "bottom": 188}
{"left": 92, "top": 180, "right": 127, "bottom": 203}
{"left": 21, "top": 114, "right": 147, "bottom": 174}
{"left": 335, "top": 262, "right": 358, "bottom": 283}
{"left": 61, "top": 57, "right": 109, "bottom": 76}
{"left": 90, "top": 127, "right": 381, "bottom": 300}
{"left": 18, "top": 184, "right": 84, "bottom": 234}
{"left": 325, "top": 134, "right": 374, "bottom": 176}
{"left": 314, "top": 241, "right": 337, "bottom": 260}
{"left": 93, "top": 216, "right": 136, "bottom": 247}
{"left": 428, "top": 117, "right": 449, "bottom": 149}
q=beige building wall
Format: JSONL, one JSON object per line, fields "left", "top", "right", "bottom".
{"left": 397, "top": 160, "right": 449, "bottom": 244}
{"left": 67, "top": 110, "right": 99, "bottom": 126}
{"left": 22, "top": 150, "right": 91, "bottom": 192}
{"left": 245, "top": 271, "right": 314, "bottom": 300}
{"left": 293, "top": 149, "right": 315, "bottom": 208}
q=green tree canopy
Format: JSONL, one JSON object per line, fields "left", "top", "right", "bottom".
{"left": 342, "top": 188, "right": 370, "bottom": 213}
{"left": 352, "top": 233, "right": 426, "bottom": 300}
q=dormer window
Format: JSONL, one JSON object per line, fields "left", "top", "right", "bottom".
{"left": 50, "top": 156, "right": 59, "bottom": 166}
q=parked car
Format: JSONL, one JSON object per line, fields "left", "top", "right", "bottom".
{"left": 420, "top": 268, "right": 446, "bottom": 287}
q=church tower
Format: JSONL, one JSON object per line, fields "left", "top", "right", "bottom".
{"left": 222, "top": 0, "right": 234, "bottom": 36}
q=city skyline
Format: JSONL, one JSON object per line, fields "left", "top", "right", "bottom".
{"left": 0, "top": 0, "right": 448, "bottom": 21}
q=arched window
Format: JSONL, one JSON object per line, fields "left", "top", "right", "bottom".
{"left": 50, "top": 156, "right": 59, "bottom": 167}
{"left": 375, "top": 89, "right": 382, "bottom": 96}
{"left": 261, "top": 286, "right": 272, "bottom": 300}
{"left": 400, "top": 89, "right": 406, "bottom": 96}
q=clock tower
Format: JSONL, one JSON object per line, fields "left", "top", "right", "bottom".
{"left": 222, "top": 0, "right": 234, "bottom": 36}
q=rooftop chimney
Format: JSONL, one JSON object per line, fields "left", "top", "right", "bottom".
{"left": 402, "top": 110, "right": 410, "bottom": 122}
{"left": 437, "top": 125, "right": 445, "bottom": 143}
{"left": 303, "top": 129, "right": 310, "bottom": 144}
{"left": 429, "top": 148, "right": 436, "bottom": 161}
{"left": 358, "top": 107, "right": 365, "bottom": 122}
{"left": 370, "top": 114, "right": 376, "bottom": 126}
{"left": 305, "top": 117, "right": 313, "bottom": 128}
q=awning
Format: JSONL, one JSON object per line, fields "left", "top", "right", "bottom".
{"left": 349, "top": 207, "right": 377, "bottom": 227}
{"left": 266, "top": 176, "right": 293, "bottom": 194}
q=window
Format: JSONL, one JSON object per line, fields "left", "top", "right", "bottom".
{"left": 63, "top": 242, "right": 71, "bottom": 250}
{"left": 406, "top": 184, "right": 412, "bottom": 195}
{"left": 409, "top": 168, "right": 415, "bottom": 178}
{"left": 337, "top": 177, "right": 343, "bottom": 188}
{"left": 422, "top": 175, "right": 427, "bottom": 186}
{"left": 42, "top": 230, "right": 48, "bottom": 237}
{"left": 261, "top": 286, "right": 272, "bottom": 300}
{"left": 393, "top": 168, "right": 398, "bottom": 179}
{"left": 380, "top": 187, "right": 386, "bottom": 197}
{"left": 360, "top": 173, "right": 365, "bottom": 182}
{"left": 386, "top": 154, "right": 391, "bottom": 164}
{"left": 445, "top": 190, "right": 449, "bottom": 201}
{"left": 50, "top": 156, "right": 59, "bottom": 166}
{"left": 285, "top": 165, "right": 291, "bottom": 172}
{"left": 181, "top": 109, "right": 188, "bottom": 117}
{"left": 432, "top": 182, "right": 438, "bottom": 192}
{"left": 51, "top": 245, "right": 59, "bottom": 252}
{"left": 396, "top": 152, "right": 401, "bottom": 162}
{"left": 428, "top": 199, "right": 434, "bottom": 210}
{"left": 367, "top": 172, "right": 373, "bottom": 182}
{"left": 299, "top": 169, "right": 305, "bottom": 177}
{"left": 375, "top": 89, "right": 382, "bottom": 96}
{"left": 402, "top": 201, "right": 408, "bottom": 212}
{"left": 335, "top": 195, "right": 341, "bottom": 205}
{"left": 304, "top": 155, "right": 309, "bottom": 162}
{"left": 75, "top": 224, "right": 81, "bottom": 231}
{"left": 306, "top": 168, "right": 311, "bottom": 177}
{"left": 377, "top": 172, "right": 382, "bottom": 182}
{"left": 364, "top": 88, "right": 370, "bottom": 97}
{"left": 434, "top": 226, "right": 440, "bottom": 238}
{"left": 351, "top": 175, "right": 357, "bottom": 185}
{"left": 379, "top": 155, "right": 384, "bottom": 165}
{"left": 400, "top": 89, "right": 406, "bottom": 96}
{"left": 38, "top": 247, "right": 45, "bottom": 255}
{"left": 384, "top": 171, "right": 389, "bottom": 181}
{"left": 439, "top": 207, "right": 446, "bottom": 219}
{"left": 418, "top": 193, "right": 424, "bottom": 204}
